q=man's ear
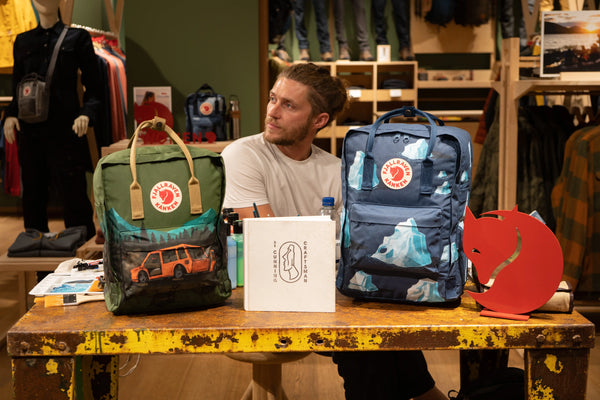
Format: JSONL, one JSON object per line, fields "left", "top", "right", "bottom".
{"left": 313, "top": 112, "right": 330, "bottom": 130}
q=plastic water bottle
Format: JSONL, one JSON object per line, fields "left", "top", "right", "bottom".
{"left": 320, "top": 197, "right": 338, "bottom": 233}
{"left": 320, "top": 197, "right": 340, "bottom": 260}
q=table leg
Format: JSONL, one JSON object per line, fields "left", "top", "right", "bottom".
{"left": 251, "top": 363, "right": 283, "bottom": 400}
{"left": 525, "top": 348, "right": 590, "bottom": 400}
{"left": 16, "top": 272, "right": 26, "bottom": 316}
{"left": 12, "top": 355, "right": 118, "bottom": 400}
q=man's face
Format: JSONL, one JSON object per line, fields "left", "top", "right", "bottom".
{"left": 264, "top": 78, "right": 315, "bottom": 146}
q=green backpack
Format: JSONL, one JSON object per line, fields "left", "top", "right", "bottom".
{"left": 93, "top": 117, "right": 231, "bottom": 314}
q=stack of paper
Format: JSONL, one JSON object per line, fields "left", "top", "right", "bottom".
{"left": 29, "top": 258, "right": 104, "bottom": 305}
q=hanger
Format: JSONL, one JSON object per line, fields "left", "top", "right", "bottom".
{"left": 583, "top": 106, "right": 600, "bottom": 126}
{"left": 571, "top": 107, "right": 587, "bottom": 127}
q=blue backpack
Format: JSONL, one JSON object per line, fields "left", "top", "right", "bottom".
{"left": 185, "top": 84, "right": 227, "bottom": 141}
{"left": 337, "top": 107, "right": 472, "bottom": 305}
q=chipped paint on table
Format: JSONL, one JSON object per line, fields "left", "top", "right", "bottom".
{"left": 7, "top": 290, "right": 595, "bottom": 400}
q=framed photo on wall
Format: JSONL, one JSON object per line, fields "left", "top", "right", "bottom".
{"left": 540, "top": 10, "right": 600, "bottom": 77}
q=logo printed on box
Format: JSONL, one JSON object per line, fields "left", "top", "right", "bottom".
{"left": 381, "top": 158, "right": 412, "bottom": 189}
{"left": 150, "top": 181, "right": 182, "bottom": 213}
{"left": 273, "top": 240, "right": 308, "bottom": 283}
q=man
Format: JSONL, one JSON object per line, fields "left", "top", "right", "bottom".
{"left": 222, "top": 63, "right": 447, "bottom": 400}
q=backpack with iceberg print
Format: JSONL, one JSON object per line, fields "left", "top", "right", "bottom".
{"left": 336, "top": 107, "right": 472, "bottom": 305}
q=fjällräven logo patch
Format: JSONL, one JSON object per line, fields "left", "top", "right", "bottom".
{"left": 199, "top": 101, "right": 213, "bottom": 116}
{"left": 22, "top": 84, "right": 32, "bottom": 97}
{"left": 150, "top": 181, "right": 183, "bottom": 213}
{"left": 381, "top": 158, "right": 412, "bottom": 189}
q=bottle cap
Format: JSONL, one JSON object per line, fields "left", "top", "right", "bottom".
{"left": 322, "top": 197, "right": 334, "bottom": 207}
{"left": 229, "top": 212, "right": 239, "bottom": 222}
{"left": 233, "top": 219, "right": 243, "bottom": 234}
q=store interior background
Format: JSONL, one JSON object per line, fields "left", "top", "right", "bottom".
{"left": 1, "top": 0, "right": 497, "bottom": 209}
{"left": 1, "top": 1, "right": 598, "bottom": 398}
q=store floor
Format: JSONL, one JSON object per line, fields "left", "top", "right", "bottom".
{"left": 0, "top": 215, "right": 598, "bottom": 399}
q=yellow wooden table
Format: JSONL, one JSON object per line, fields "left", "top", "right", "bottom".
{"left": 6, "top": 289, "right": 595, "bottom": 399}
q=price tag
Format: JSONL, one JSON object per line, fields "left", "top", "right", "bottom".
{"left": 390, "top": 89, "right": 402, "bottom": 98}
{"left": 349, "top": 89, "right": 362, "bottom": 99}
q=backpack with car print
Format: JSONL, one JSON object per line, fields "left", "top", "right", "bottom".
{"left": 93, "top": 117, "right": 231, "bottom": 314}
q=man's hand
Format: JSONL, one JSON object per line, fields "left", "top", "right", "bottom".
{"left": 72, "top": 115, "right": 89, "bottom": 137}
{"left": 3, "top": 117, "right": 20, "bottom": 144}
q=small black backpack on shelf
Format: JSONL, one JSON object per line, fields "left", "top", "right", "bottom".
{"left": 184, "top": 84, "right": 227, "bottom": 142}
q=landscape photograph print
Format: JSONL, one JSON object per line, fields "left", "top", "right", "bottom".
{"left": 541, "top": 10, "right": 600, "bottom": 77}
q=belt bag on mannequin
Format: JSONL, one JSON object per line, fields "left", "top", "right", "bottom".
{"left": 16, "top": 26, "right": 68, "bottom": 124}
{"left": 17, "top": 74, "right": 49, "bottom": 123}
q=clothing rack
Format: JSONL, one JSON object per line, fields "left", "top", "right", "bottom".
{"left": 70, "top": 24, "right": 118, "bottom": 41}
{"left": 60, "top": 0, "right": 124, "bottom": 46}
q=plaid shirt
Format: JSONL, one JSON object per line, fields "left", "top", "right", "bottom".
{"left": 551, "top": 124, "right": 600, "bottom": 295}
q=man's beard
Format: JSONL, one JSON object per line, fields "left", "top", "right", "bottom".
{"left": 264, "top": 117, "right": 311, "bottom": 146}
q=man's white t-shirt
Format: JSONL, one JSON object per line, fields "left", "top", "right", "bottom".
{"left": 221, "top": 133, "right": 342, "bottom": 217}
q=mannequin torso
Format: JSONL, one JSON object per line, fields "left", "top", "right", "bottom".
{"left": 3, "top": 0, "right": 90, "bottom": 143}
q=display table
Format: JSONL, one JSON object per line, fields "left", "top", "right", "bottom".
{"left": 6, "top": 289, "right": 595, "bottom": 399}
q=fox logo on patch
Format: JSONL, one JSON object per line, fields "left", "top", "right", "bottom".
{"left": 381, "top": 158, "right": 412, "bottom": 189}
{"left": 22, "top": 84, "right": 32, "bottom": 97}
{"left": 199, "top": 101, "right": 213, "bottom": 116}
{"left": 150, "top": 181, "right": 182, "bottom": 213}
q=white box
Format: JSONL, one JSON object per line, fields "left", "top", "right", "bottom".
{"left": 377, "top": 45, "right": 391, "bottom": 62}
{"left": 243, "top": 216, "right": 336, "bottom": 312}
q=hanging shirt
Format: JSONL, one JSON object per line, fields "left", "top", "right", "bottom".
{"left": 551, "top": 125, "right": 600, "bottom": 294}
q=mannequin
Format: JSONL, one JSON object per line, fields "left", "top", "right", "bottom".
{"left": 4, "top": 0, "right": 90, "bottom": 141}
{"left": 3, "top": 0, "right": 101, "bottom": 240}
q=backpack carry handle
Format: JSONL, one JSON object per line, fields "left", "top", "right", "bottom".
{"left": 362, "top": 106, "right": 443, "bottom": 194}
{"left": 127, "top": 117, "right": 203, "bottom": 220}
{"left": 194, "top": 83, "right": 216, "bottom": 96}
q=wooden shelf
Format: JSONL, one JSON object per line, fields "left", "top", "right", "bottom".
{"left": 418, "top": 80, "right": 492, "bottom": 89}
{"left": 313, "top": 61, "right": 418, "bottom": 155}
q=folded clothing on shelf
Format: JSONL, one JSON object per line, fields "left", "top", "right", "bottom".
{"left": 7, "top": 226, "right": 87, "bottom": 257}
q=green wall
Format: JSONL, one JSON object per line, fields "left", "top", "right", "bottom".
{"left": 124, "top": 1, "right": 260, "bottom": 137}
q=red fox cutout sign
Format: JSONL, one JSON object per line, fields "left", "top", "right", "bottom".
{"left": 463, "top": 206, "right": 563, "bottom": 315}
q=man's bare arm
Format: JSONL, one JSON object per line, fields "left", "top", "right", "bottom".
{"left": 233, "top": 203, "right": 276, "bottom": 219}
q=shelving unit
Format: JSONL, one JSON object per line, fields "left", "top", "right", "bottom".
{"left": 493, "top": 37, "right": 600, "bottom": 210}
{"left": 313, "top": 61, "right": 418, "bottom": 155}
{"left": 417, "top": 80, "right": 492, "bottom": 117}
